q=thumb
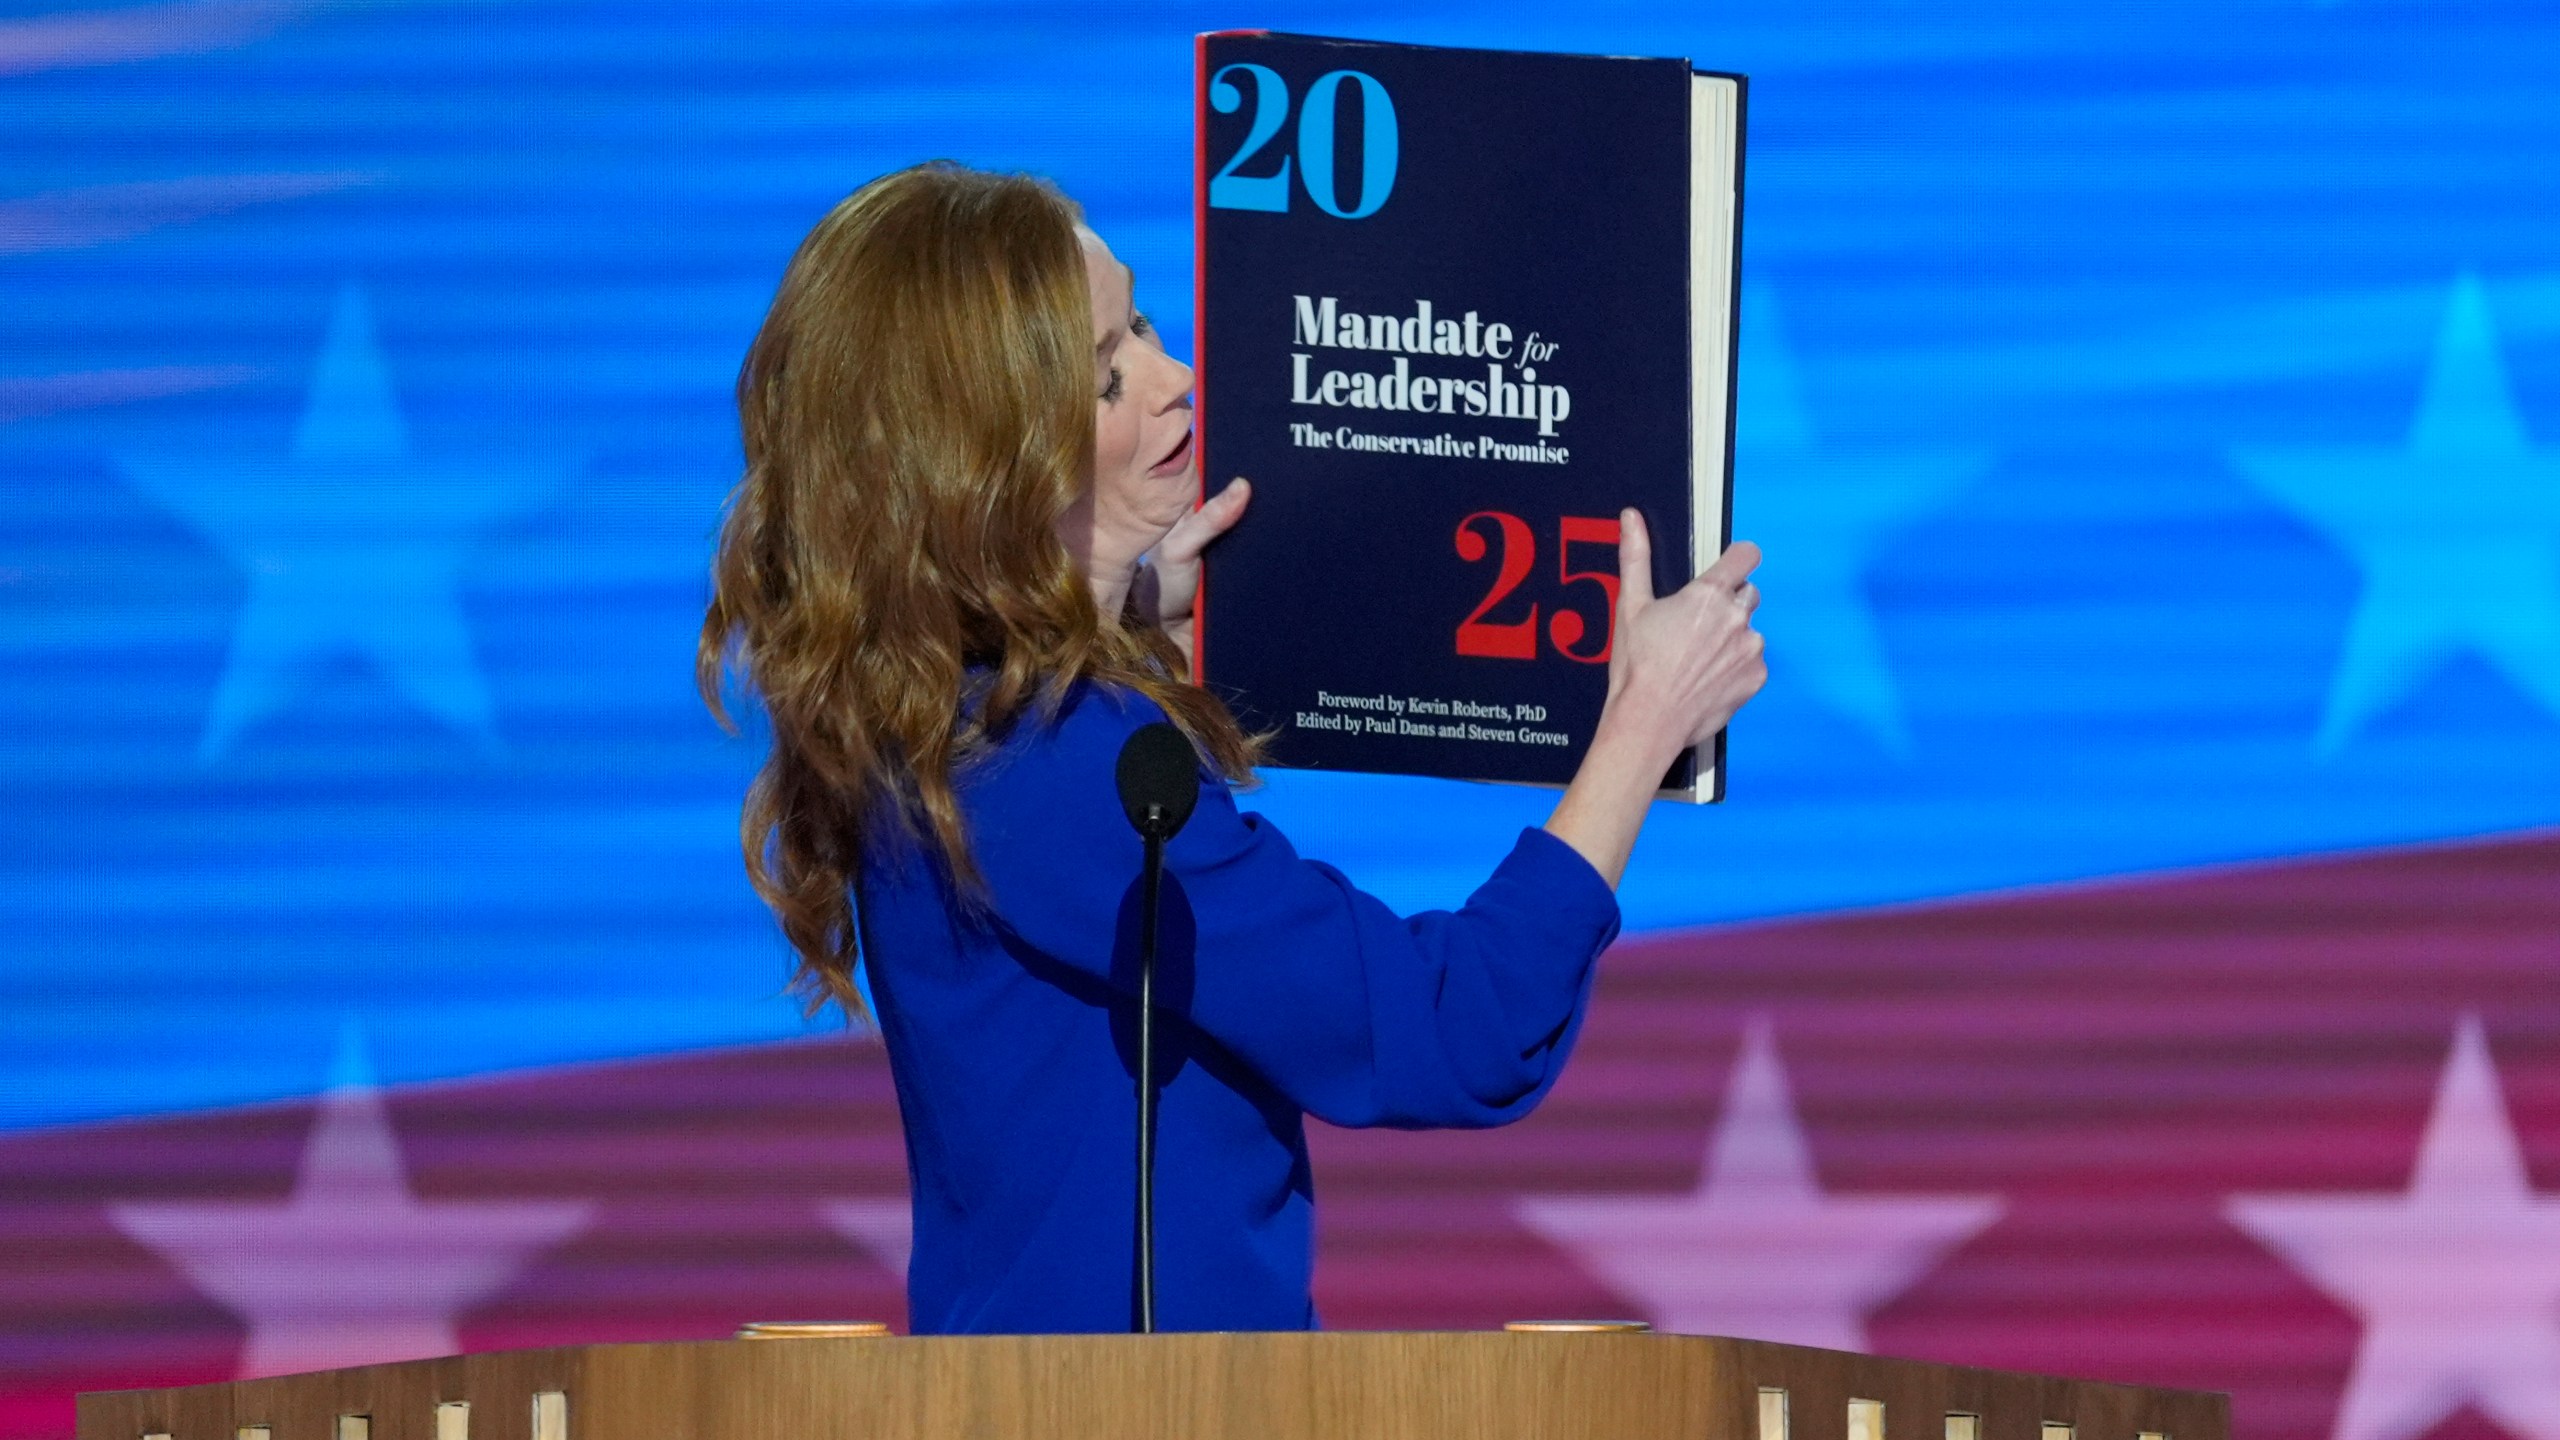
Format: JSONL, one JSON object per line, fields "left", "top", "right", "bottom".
{"left": 1610, "top": 509, "right": 1654, "bottom": 692}
{"left": 1616, "top": 507, "right": 1655, "bottom": 615}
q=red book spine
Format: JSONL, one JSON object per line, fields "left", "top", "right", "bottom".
{"left": 1191, "top": 31, "right": 1212, "bottom": 685}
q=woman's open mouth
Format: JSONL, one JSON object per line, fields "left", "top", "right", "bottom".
{"left": 1149, "top": 427, "right": 1195, "bottom": 475}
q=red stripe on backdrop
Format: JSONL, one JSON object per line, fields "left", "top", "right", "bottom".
{"left": 4, "top": 828, "right": 2556, "bottom": 1440}
{"left": 0, "top": 1037, "right": 910, "bottom": 1439}
{"left": 1348, "top": 826, "right": 2559, "bottom": 1440}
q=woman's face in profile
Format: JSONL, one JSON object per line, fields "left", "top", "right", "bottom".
{"left": 1070, "top": 226, "right": 1198, "bottom": 577}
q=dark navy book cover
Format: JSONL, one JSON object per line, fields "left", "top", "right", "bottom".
{"left": 1194, "top": 31, "right": 1742, "bottom": 798}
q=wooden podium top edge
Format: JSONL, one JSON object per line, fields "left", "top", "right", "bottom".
{"left": 74, "top": 1331, "right": 2232, "bottom": 1407}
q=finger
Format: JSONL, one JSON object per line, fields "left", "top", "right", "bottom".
{"left": 1734, "top": 582, "right": 1760, "bottom": 615}
{"left": 1192, "top": 477, "right": 1251, "bottom": 542}
{"left": 1616, "top": 507, "right": 1654, "bottom": 613}
{"left": 1160, "top": 479, "right": 1251, "bottom": 563}
{"left": 1700, "top": 538, "right": 1762, "bottom": 590}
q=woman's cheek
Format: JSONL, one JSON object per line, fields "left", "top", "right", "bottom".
{"left": 1093, "top": 407, "right": 1132, "bottom": 476}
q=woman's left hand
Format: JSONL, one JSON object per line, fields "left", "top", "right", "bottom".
{"left": 1142, "top": 478, "right": 1251, "bottom": 672}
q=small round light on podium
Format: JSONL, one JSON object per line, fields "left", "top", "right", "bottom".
{"left": 1502, "top": 1320, "right": 1652, "bottom": 1333}
{"left": 734, "top": 1321, "right": 893, "bottom": 1339}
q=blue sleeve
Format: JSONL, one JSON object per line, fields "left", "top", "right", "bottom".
{"left": 957, "top": 685, "right": 1621, "bottom": 1129}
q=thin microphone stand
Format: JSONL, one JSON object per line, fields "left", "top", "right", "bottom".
{"left": 1135, "top": 811, "right": 1164, "bottom": 1335}
{"left": 1115, "top": 720, "right": 1194, "bottom": 1337}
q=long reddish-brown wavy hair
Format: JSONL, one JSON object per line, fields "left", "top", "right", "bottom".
{"left": 700, "top": 161, "right": 1255, "bottom": 1017}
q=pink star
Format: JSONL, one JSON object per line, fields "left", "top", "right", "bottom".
{"left": 2230, "top": 1016, "right": 2560, "bottom": 1440}
{"left": 821, "top": 1197, "right": 912, "bottom": 1282}
{"left": 1517, "top": 1017, "right": 2002, "bottom": 1348}
{"left": 111, "top": 1031, "right": 592, "bottom": 1378}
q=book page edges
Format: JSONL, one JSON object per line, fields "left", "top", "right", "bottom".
{"left": 1681, "top": 71, "right": 1740, "bottom": 803}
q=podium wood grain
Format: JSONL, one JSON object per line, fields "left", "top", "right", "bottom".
{"left": 80, "top": 1333, "right": 2228, "bottom": 1440}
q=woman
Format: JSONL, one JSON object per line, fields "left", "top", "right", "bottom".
{"left": 701, "top": 161, "right": 1765, "bottom": 1333}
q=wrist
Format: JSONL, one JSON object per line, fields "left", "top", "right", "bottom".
{"left": 1590, "top": 691, "right": 1687, "bottom": 778}
{"left": 1546, "top": 700, "right": 1668, "bottom": 891}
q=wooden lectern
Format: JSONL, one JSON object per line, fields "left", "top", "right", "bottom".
{"left": 80, "top": 1332, "right": 2227, "bottom": 1440}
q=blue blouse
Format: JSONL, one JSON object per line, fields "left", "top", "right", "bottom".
{"left": 856, "top": 682, "right": 1621, "bottom": 1334}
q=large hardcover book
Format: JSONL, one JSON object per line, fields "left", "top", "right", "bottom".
{"left": 1194, "top": 32, "right": 1744, "bottom": 801}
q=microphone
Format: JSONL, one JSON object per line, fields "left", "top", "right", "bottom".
{"left": 1116, "top": 721, "right": 1200, "bottom": 839}
{"left": 1113, "top": 721, "right": 1198, "bottom": 1335}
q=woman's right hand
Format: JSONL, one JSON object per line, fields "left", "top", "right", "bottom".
{"left": 1539, "top": 512, "right": 1765, "bottom": 889}
{"left": 1604, "top": 510, "right": 1765, "bottom": 759}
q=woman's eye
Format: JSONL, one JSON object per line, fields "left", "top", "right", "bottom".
{"left": 1131, "top": 312, "right": 1153, "bottom": 337}
{"left": 1102, "top": 367, "right": 1125, "bottom": 403}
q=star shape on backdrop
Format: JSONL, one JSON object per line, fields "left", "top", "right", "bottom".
{"left": 2228, "top": 1015, "right": 2560, "bottom": 1440}
{"left": 821, "top": 1197, "right": 914, "bottom": 1283}
{"left": 110, "top": 1026, "right": 594, "bottom": 1379}
{"left": 2233, "top": 273, "right": 2560, "bottom": 756}
{"left": 1515, "top": 1016, "right": 2002, "bottom": 1349}
{"left": 121, "top": 283, "right": 569, "bottom": 761}
{"left": 1734, "top": 284, "right": 1988, "bottom": 756}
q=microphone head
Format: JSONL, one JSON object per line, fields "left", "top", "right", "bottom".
{"left": 1115, "top": 722, "right": 1201, "bottom": 840}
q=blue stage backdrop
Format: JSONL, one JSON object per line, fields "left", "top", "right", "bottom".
{"left": 5, "top": 4, "right": 2560, "bottom": 1440}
